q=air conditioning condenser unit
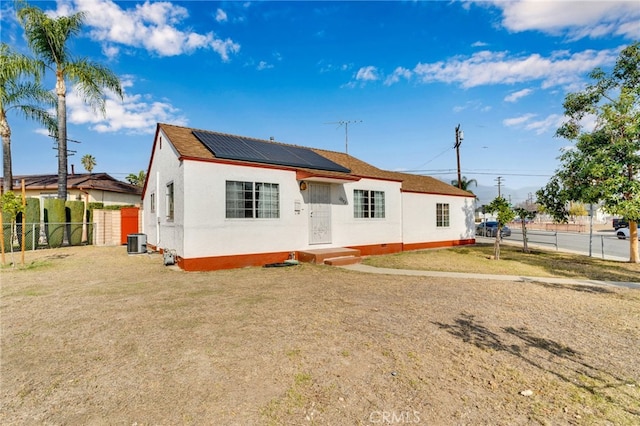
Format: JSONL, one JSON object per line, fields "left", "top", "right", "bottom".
{"left": 127, "top": 233, "right": 147, "bottom": 254}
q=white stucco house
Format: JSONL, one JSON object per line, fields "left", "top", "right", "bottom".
{"left": 142, "top": 123, "right": 476, "bottom": 271}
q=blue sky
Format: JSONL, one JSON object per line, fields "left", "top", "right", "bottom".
{"left": 2, "top": 0, "right": 639, "bottom": 203}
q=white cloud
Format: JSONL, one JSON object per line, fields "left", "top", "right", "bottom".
{"left": 215, "top": 8, "right": 227, "bottom": 23}
{"left": 453, "top": 100, "right": 490, "bottom": 113}
{"left": 412, "top": 48, "right": 620, "bottom": 89}
{"left": 503, "top": 113, "right": 536, "bottom": 127}
{"left": 524, "top": 114, "right": 564, "bottom": 135}
{"left": 62, "top": 0, "right": 239, "bottom": 60}
{"left": 355, "top": 66, "right": 379, "bottom": 82}
{"left": 504, "top": 88, "right": 533, "bottom": 102}
{"left": 257, "top": 61, "right": 273, "bottom": 71}
{"left": 471, "top": 41, "right": 488, "bottom": 47}
{"left": 503, "top": 113, "right": 564, "bottom": 135}
{"left": 491, "top": 0, "right": 640, "bottom": 40}
{"left": 66, "top": 76, "right": 187, "bottom": 134}
{"left": 384, "top": 67, "right": 412, "bottom": 86}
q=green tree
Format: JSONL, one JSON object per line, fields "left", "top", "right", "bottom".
{"left": 513, "top": 207, "right": 536, "bottom": 253}
{"left": 486, "top": 196, "right": 515, "bottom": 260}
{"left": 81, "top": 154, "right": 96, "bottom": 174}
{"left": 17, "top": 2, "right": 122, "bottom": 200}
{"left": 568, "top": 202, "right": 588, "bottom": 220}
{"left": 126, "top": 170, "right": 146, "bottom": 187}
{"left": 551, "top": 42, "right": 640, "bottom": 263}
{"left": 1, "top": 191, "right": 25, "bottom": 267}
{"left": 0, "top": 42, "right": 57, "bottom": 193}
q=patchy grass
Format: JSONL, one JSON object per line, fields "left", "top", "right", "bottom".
{"left": 363, "top": 243, "right": 640, "bottom": 282}
{"left": 1, "top": 245, "right": 639, "bottom": 425}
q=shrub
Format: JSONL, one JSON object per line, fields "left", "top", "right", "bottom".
{"left": 65, "top": 201, "right": 84, "bottom": 246}
{"left": 2, "top": 210, "right": 12, "bottom": 250}
{"left": 44, "top": 198, "right": 66, "bottom": 248}
{"left": 17, "top": 198, "right": 41, "bottom": 250}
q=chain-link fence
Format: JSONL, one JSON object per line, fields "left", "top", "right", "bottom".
{"left": 2, "top": 222, "right": 96, "bottom": 251}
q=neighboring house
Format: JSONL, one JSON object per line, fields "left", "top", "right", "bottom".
{"left": 142, "top": 123, "right": 476, "bottom": 271}
{"left": 1, "top": 172, "right": 142, "bottom": 208}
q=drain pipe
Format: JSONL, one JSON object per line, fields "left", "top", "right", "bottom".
{"left": 156, "top": 171, "right": 161, "bottom": 247}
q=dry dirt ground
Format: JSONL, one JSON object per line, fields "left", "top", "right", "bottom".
{"left": 1, "top": 246, "right": 640, "bottom": 425}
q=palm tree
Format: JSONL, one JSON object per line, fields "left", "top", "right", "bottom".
{"left": 17, "top": 3, "right": 122, "bottom": 200}
{"left": 451, "top": 176, "right": 478, "bottom": 192}
{"left": 126, "top": 170, "right": 146, "bottom": 187}
{"left": 81, "top": 154, "right": 96, "bottom": 174}
{"left": 1, "top": 43, "right": 57, "bottom": 193}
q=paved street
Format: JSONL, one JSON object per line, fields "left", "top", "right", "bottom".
{"left": 477, "top": 228, "right": 631, "bottom": 261}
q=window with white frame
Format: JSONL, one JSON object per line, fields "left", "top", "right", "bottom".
{"left": 436, "top": 203, "right": 449, "bottom": 227}
{"left": 226, "top": 181, "right": 279, "bottom": 219}
{"left": 354, "top": 189, "right": 385, "bottom": 218}
{"left": 166, "top": 182, "right": 174, "bottom": 220}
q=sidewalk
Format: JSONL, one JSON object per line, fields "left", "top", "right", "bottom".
{"left": 341, "top": 263, "right": 640, "bottom": 290}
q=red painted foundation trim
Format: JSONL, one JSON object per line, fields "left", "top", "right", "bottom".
{"left": 402, "top": 239, "right": 475, "bottom": 252}
{"left": 180, "top": 251, "right": 293, "bottom": 271}
{"left": 153, "top": 239, "right": 476, "bottom": 271}
{"left": 346, "top": 242, "right": 404, "bottom": 257}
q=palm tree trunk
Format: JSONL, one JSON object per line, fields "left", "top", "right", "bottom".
{"left": 56, "top": 72, "right": 67, "bottom": 200}
{"left": 1, "top": 111, "right": 13, "bottom": 193}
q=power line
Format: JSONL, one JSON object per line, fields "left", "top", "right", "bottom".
{"left": 403, "top": 169, "right": 553, "bottom": 177}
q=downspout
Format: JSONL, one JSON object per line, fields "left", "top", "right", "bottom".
{"left": 400, "top": 187, "right": 404, "bottom": 252}
{"left": 156, "top": 170, "right": 160, "bottom": 247}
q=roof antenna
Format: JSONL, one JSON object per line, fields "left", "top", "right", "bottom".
{"left": 325, "top": 120, "right": 362, "bottom": 155}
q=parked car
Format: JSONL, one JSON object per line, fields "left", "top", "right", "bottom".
{"left": 476, "top": 221, "right": 511, "bottom": 238}
{"left": 613, "top": 218, "right": 629, "bottom": 230}
{"left": 616, "top": 227, "right": 639, "bottom": 240}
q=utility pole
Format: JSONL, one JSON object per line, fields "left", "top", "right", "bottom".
{"left": 325, "top": 120, "right": 362, "bottom": 155}
{"left": 495, "top": 176, "right": 503, "bottom": 197}
{"left": 454, "top": 124, "right": 463, "bottom": 189}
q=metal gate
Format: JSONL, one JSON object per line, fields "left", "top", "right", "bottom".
{"left": 309, "top": 183, "right": 331, "bottom": 244}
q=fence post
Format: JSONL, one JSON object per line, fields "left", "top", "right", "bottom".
{"left": 601, "top": 235, "right": 605, "bottom": 259}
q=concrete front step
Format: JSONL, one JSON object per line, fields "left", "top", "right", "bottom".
{"left": 298, "top": 247, "right": 361, "bottom": 264}
{"left": 323, "top": 256, "right": 362, "bottom": 266}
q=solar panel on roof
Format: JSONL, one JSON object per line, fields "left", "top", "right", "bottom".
{"left": 192, "top": 131, "right": 351, "bottom": 173}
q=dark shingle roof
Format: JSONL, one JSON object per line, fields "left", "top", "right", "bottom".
{"left": 1, "top": 173, "right": 142, "bottom": 195}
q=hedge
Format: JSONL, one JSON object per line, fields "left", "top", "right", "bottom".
{"left": 44, "top": 198, "right": 66, "bottom": 248}
{"left": 17, "top": 198, "right": 40, "bottom": 250}
{"left": 65, "top": 200, "right": 84, "bottom": 246}
{"left": 1, "top": 209, "right": 12, "bottom": 250}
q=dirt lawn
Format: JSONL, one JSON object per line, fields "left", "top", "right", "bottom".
{"left": 1, "top": 246, "right": 639, "bottom": 425}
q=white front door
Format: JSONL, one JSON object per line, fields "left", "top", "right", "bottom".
{"left": 309, "top": 183, "right": 331, "bottom": 244}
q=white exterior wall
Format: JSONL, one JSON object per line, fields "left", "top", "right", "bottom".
{"left": 331, "top": 179, "right": 403, "bottom": 247}
{"left": 402, "top": 192, "right": 476, "bottom": 243}
{"left": 142, "top": 130, "right": 185, "bottom": 255}
{"left": 182, "top": 161, "right": 307, "bottom": 258}
{"left": 174, "top": 162, "right": 404, "bottom": 259}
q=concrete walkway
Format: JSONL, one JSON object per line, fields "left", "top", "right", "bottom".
{"left": 341, "top": 263, "right": 640, "bottom": 290}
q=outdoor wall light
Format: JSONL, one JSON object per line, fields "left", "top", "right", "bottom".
{"left": 299, "top": 181, "right": 307, "bottom": 191}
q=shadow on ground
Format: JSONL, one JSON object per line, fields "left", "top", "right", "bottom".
{"left": 434, "top": 314, "right": 640, "bottom": 418}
